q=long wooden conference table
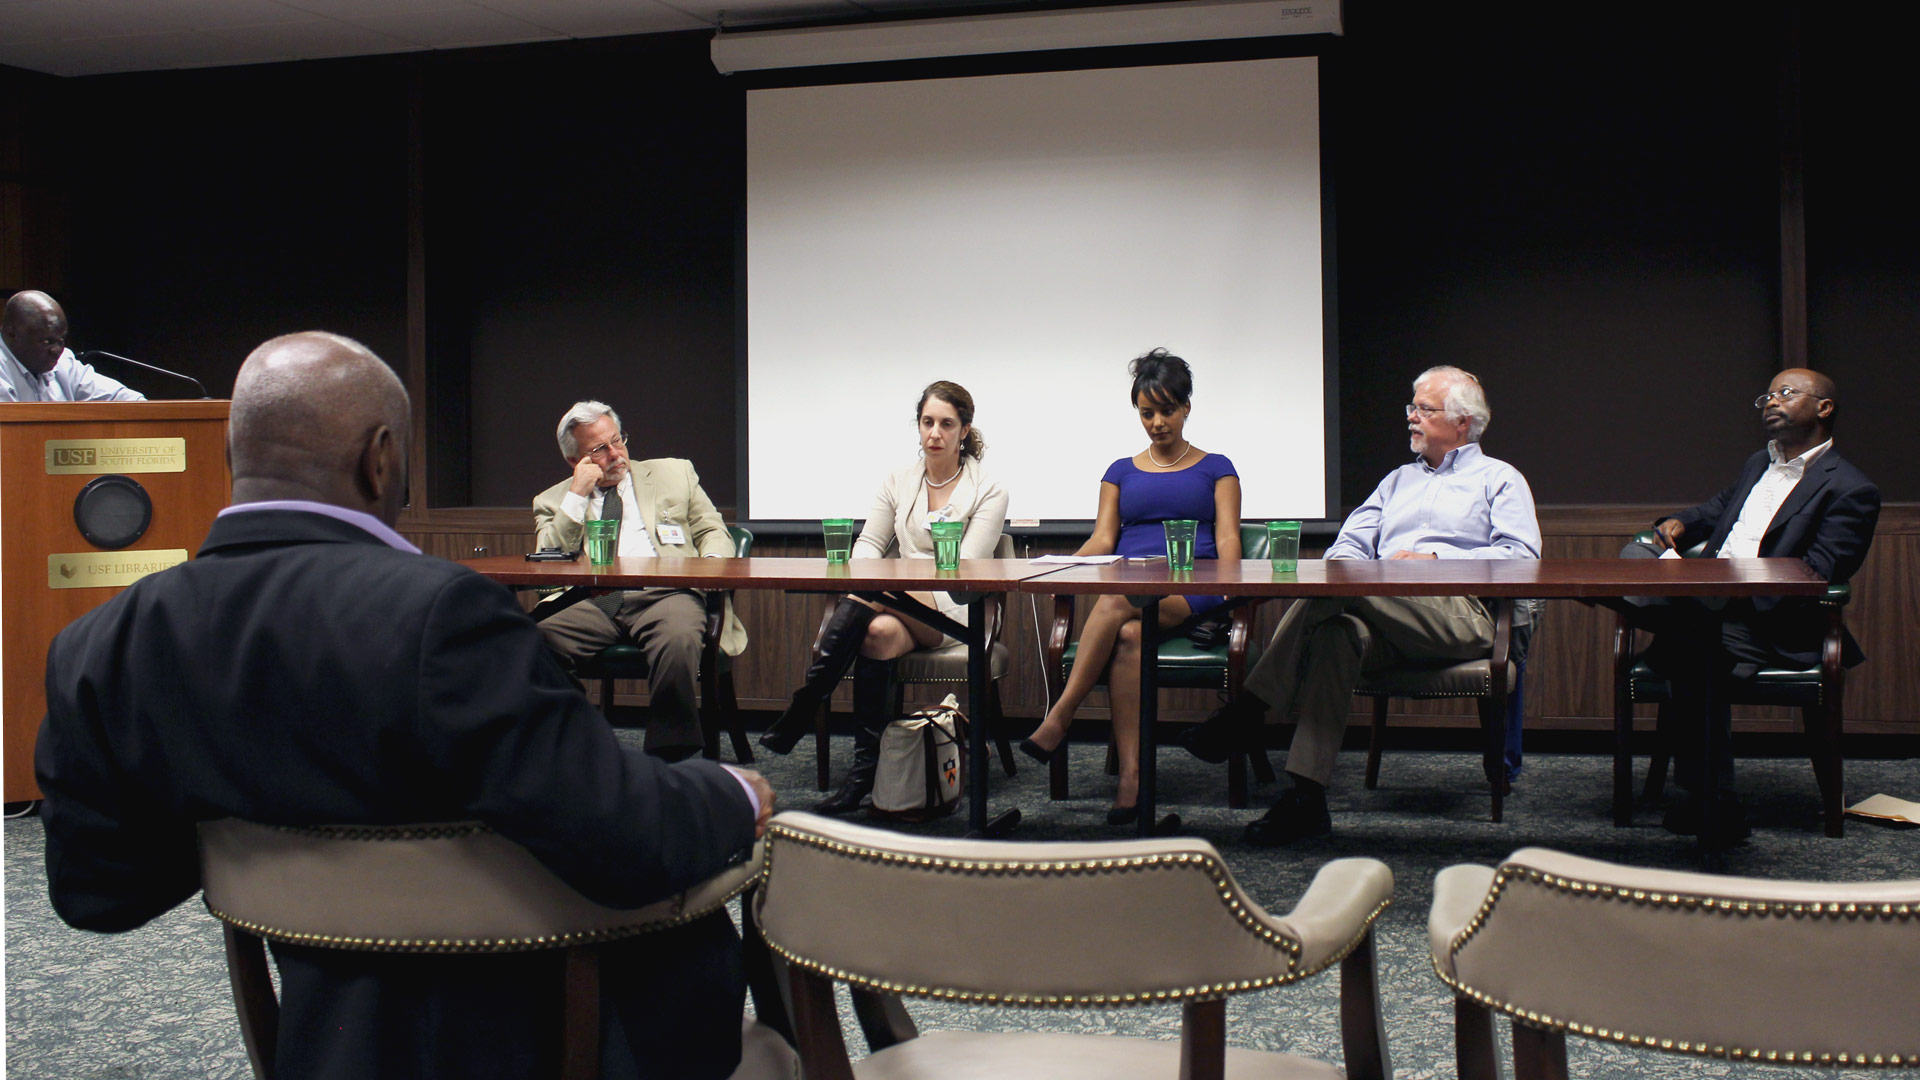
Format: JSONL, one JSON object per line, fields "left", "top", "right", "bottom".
{"left": 463, "top": 554, "right": 1827, "bottom": 839}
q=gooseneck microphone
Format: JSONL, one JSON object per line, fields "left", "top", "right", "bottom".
{"left": 79, "top": 350, "right": 210, "bottom": 399}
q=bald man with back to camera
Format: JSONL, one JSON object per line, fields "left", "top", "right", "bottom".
{"left": 36, "top": 332, "right": 773, "bottom": 1080}
{"left": 1, "top": 290, "right": 145, "bottom": 402}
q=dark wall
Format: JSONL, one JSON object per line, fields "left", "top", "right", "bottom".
{"left": 10, "top": 2, "right": 1915, "bottom": 511}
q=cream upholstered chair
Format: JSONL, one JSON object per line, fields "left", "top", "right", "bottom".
{"left": 1429, "top": 846, "right": 1920, "bottom": 1078}
{"left": 198, "top": 819, "right": 795, "bottom": 1080}
{"left": 755, "top": 811, "right": 1395, "bottom": 1080}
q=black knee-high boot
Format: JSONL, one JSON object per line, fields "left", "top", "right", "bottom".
{"left": 760, "top": 597, "right": 876, "bottom": 755}
{"left": 813, "top": 656, "right": 893, "bottom": 815}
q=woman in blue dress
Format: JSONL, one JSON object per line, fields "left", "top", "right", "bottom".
{"left": 1019, "top": 349, "right": 1241, "bottom": 824}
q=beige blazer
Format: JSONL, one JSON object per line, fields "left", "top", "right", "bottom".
{"left": 853, "top": 457, "right": 1010, "bottom": 625}
{"left": 532, "top": 458, "right": 747, "bottom": 656}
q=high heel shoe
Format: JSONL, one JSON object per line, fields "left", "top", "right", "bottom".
{"left": 1105, "top": 804, "right": 1139, "bottom": 826}
{"left": 1018, "top": 737, "right": 1054, "bottom": 765}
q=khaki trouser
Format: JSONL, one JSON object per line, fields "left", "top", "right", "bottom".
{"left": 1244, "top": 594, "right": 1493, "bottom": 784}
{"left": 537, "top": 588, "right": 707, "bottom": 752}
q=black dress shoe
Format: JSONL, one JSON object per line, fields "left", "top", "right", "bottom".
{"left": 1106, "top": 804, "right": 1139, "bottom": 827}
{"left": 1178, "top": 698, "right": 1263, "bottom": 765}
{"left": 647, "top": 744, "right": 702, "bottom": 764}
{"left": 813, "top": 776, "right": 874, "bottom": 816}
{"left": 1018, "top": 737, "right": 1054, "bottom": 765}
{"left": 1243, "top": 787, "right": 1332, "bottom": 847}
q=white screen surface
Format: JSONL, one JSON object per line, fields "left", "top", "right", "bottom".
{"left": 746, "top": 56, "right": 1326, "bottom": 524}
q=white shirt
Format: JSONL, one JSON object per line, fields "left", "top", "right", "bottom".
{"left": 0, "top": 342, "right": 145, "bottom": 403}
{"left": 558, "top": 472, "right": 657, "bottom": 557}
{"left": 1719, "top": 438, "right": 1832, "bottom": 559}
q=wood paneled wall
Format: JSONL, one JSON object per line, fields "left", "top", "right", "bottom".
{"left": 402, "top": 503, "right": 1919, "bottom": 737}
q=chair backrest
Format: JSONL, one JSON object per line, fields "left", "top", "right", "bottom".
{"left": 199, "top": 819, "right": 762, "bottom": 949}
{"left": 1433, "top": 846, "right": 1920, "bottom": 1065}
{"left": 729, "top": 525, "right": 754, "bottom": 557}
{"left": 1239, "top": 522, "right": 1270, "bottom": 560}
{"left": 756, "top": 811, "right": 1383, "bottom": 1004}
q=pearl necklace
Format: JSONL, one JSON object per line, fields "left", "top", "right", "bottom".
{"left": 925, "top": 462, "right": 962, "bottom": 488}
{"left": 1146, "top": 442, "right": 1193, "bottom": 469}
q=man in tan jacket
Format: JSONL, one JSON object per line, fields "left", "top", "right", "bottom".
{"left": 533, "top": 400, "right": 745, "bottom": 759}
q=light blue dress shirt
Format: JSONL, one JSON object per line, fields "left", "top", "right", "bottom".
{"left": 1324, "top": 442, "right": 1541, "bottom": 561}
{"left": 0, "top": 342, "right": 144, "bottom": 403}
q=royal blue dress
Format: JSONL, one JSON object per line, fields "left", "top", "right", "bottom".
{"left": 1101, "top": 452, "right": 1239, "bottom": 615}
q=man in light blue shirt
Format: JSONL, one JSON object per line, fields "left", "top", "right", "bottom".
{"left": 1184, "top": 366, "right": 1540, "bottom": 845}
{"left": 1, "top": 290, "right": 144, "bottom": 403}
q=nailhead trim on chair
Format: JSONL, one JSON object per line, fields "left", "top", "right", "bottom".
{"left": 759, "top": 823, "right": 1390, "bottom": 1007}
{"left": 201, "top": 823, "right": 760, "bottom": 953}
{"left": 1434, "top": 863, "right": 1920, "bottom": 1067}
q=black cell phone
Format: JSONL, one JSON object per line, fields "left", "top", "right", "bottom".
{"left": 524, "top": 549, "right": 579, "bottom": 562}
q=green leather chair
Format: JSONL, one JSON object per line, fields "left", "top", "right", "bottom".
{"left": 1043, "top": 524, "right": 1275, "bottom": 808}
{"left": 575, "top": 525, "right": 753, "bottom": 763}
{"left": 1612, "top": 531, "right": 1852, "bottom": 837}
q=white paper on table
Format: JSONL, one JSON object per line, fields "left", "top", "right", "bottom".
{"left": 1029, "top": 554, "right": 1123, "bottom": 565}
{"left": 1658, "top": 547, "right": 1683, "bottom": 560}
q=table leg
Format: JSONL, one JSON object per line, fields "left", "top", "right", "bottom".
{"left": 967, "top": 596, "right": 990, "bottom": 835}
{"left": 1137, "top": 598, "right": 1159, "bottom": 838}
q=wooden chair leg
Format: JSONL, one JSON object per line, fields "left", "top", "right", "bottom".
{"left": 1105, "top": 738, "right": 1119, "bottom": 777}
{"left": 221, "top": 925, "right": 279, "bottom": 1080}
{"left": 722, "top": 672, "right": 752, "bottom": 764}
{"left": 1453, "top": 997, "right": 1498, "bottom": 1080}
{"left": 560, "top": 946, "right": 600, "bottom": 1080}
{"left": 599, "top": 677, "right": 620, "bottom": 725}
{"left": 1339, "top": 926, "right": 1391, "bottom": 1080}
{"left": 813, "top": 697, "right": 831, "bottom": 792}
{"left": 699, "top": 663, "right": 723, "bottom": 762}
{"left": 1511, "top": 1021, "right": 1568, "bottom": 1080}
{"left": 1180, "top": 999, "right": 1227, "bottom": 1080}
{"left": 787, "top": 967, "right": 858, "bottom": 1080}
{"left": 1478, "top": 695, "right": 1507, "bottom": 824}
{"left": 1248, "top": 745, "right": 1276, "bottom": 785}
{"left": 1049, "top": 732, "right": 1071, "bottom": 800}
{"left": 989, "top": 681, "right": 1017, "bottom": 778}
{"left": 1364, "top": 696, "right": 1388, "bottom": 790}
{"left": 1808, "top": 701, "right": 1845, "bottom": 838}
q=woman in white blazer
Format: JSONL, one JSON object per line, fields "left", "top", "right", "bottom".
{"left": 759, "top": 381, "right": 1010, "bottom": 815}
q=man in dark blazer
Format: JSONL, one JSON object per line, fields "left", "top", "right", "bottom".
{"left": 1626, "top": 367, "right": 1879, "bottom": 843}
{"left": 36, "top": 332, "right": 774, "bottom": 1080}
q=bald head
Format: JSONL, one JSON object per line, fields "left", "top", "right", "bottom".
{"left": 230, "top": 332, "right": 411, "bottom": 522}
{"left": 1761, "top": 367, "right": 1837, "bottom": 458}
{"left": 2, "top": 290, "right": 70, "bottom": 376}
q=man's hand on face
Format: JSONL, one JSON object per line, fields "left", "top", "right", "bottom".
{"left": 568, "top": 456, "right": 606, "bottom": 498}
{"left": 1653, "top": 518, "right": 1687, "bottom": 551}
{"left": 1387, "top": 549, "right": 1438, "bottom": 560}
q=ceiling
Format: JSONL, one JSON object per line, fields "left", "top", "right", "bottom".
{"left": 0, "top": 0, "right": 1073, "bottom": 78}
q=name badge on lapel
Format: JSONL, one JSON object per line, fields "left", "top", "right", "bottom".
{"left": 657, "top": 523, "right": 688, "bottom": 546}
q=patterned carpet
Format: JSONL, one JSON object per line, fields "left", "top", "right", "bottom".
{"left": 7, "top": 734, "right": 1917, "bottom": 1079}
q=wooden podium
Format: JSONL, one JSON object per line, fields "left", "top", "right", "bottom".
{"left": 2, "top": 401, "right": 231, "bottom": 802}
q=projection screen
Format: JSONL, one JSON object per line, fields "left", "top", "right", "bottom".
{"left": 745, "top": 55, "right": 1328, "bottom": 525}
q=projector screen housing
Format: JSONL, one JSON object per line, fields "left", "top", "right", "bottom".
{"left": 743, "top": 53, "right": 1335, "bottom": 529}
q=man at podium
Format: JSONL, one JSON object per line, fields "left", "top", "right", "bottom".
{"left": 0, "top": 290, "right": 145, "bottom": 402}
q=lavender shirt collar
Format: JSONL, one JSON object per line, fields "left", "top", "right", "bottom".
{"left": 217, "top": 500, "right": 421, "bottom": 554}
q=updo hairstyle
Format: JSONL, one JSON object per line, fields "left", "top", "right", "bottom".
{"left": 918, "top": 380, "right": 987, "bottom": 460}
{"left": 1129, "top": 348, "right": 1193, "bottom": 409}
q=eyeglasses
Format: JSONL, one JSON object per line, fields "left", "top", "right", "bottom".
{"left": 1752, "top": 386, "right": 1827, "bottom": 409}
{"left": 1405, "top": 403, "right": 1446, "bottom": 419}
{"left": 583, "top": 433, "right": 627, "bottom": 459}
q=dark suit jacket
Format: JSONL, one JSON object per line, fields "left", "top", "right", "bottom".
{"left": 36, "top": 509, "right": 757, "bottom": 1080}
{"left": 1660, "top": 447, "right": 1880, "bottom": 667}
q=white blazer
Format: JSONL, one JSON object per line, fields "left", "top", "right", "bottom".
{"left": 853, "top": 457, "right": 1010, "bottom": 628}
